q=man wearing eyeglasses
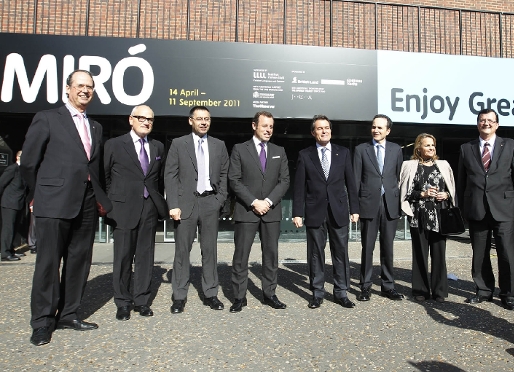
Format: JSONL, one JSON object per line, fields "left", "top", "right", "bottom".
{"left": 457, "top": 108, "right": 514, "bottom": 310}
{"left": 20, "top": 70, "right": 112, "bottom": 346}
{"left": 164, "top": 105, "right": 229, "bottom": 314}
{"left": 104, "top": 105, "right": 168, "bottom": 321}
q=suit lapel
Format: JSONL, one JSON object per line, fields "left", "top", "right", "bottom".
{"left": 59, "top": 106, "right": 89, "bottom": 160}
{"left": 147, "top": 138, "right": 158, "bottom": 175}
{"left": 489, "top": 136, "right": 505, "bottom": 173}
{"left": 185, "top": 134, "right": 198, "bottom": 172}
{"left": 470, "top": 139, "right": 485, "bottom": 173}
{"left": 245, "top": 140, "right": 264, "bottom": 174}
{"left": 122, "top": 133, "right": 144, "bottom": 174}
{"left": 365, "top": 142, "right": 381, "bottom": 174}
{"left": 207, "top": 136, "right": 216, "bottom": 177}
{"left": 308, "top": 145, "right": 325, "bottom": 181}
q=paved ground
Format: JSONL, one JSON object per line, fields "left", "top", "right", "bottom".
{"left": 1, "top": 236, "right": 513, "bottom": 371}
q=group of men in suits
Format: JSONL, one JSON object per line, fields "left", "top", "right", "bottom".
{"left": 18, "top": 67, "right": 514, "bottom": 347}
{"left": 292, "top": 114, "right": 404, "bottom": 309}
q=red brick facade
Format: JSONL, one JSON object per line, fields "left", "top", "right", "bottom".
{"left": 0, "top": 0, "right": 512, "bottom": 57}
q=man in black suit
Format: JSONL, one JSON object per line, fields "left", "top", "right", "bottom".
{"left": 293, "top": 115, "right": 359, "bottom": 309}
{"left": 20, "top": 70, "right": 112, "bottom": 346}
{"left": 0, "top": 150, "right": 26, "bottom": 261}
{"left": 353, "top": 114, "right": 404, "bottom": 301}
{"left": 457, "top": 108, "right": 514, "bottom": 310}
{"left": 104, "top": 105, "right": 168, "bottom": 321}
{"left": 228, "top": 111, "right": 290, "bottom": 312}
{"left": 164, "top": 106, "right": 229, "bottom": 314}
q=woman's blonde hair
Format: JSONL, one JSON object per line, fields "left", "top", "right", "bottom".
{"left": 411, "top": 133, "right": 439, "bottom": 161}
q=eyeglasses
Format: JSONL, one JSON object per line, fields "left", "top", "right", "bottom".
{"left": 131, "top": 115, "right": 155, "bottom": 124}
{"left": 191, "top": 117, "right": 211, "bottom": 122}
{"left": 72, "top": 84, "right": 94, "bottom": 92}
{"left": 479, "top": 119, "right": 497, "bottom": 124}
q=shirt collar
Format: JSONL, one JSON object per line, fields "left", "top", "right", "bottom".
{"left": 253, "top": 136, "right": 266, "bottom": 147}
{"left": 130, "top": 130, "right": 147, "bottom": 143}
{"left": 316, "top": 142, "right": 331, "bottom": 151}
{"left": 65, "top": 102, "right": 87, "bottom": 118}
{"left": 372, "top": 139, "right": 386, "bottom": 148}
{"left": 479, "top": 135, "right": 496, "bottom": 147}
{"left": 192, "top": 132, "right": 208, "bottom": 143}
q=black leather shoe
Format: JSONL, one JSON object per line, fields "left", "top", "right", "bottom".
{"left": 1, "top": 255, "right": 20, "bottom": 261}
{"left": 56, "top": 319, "right": 98, "bottom": 331}
{"left": 263, "top": 295, "right": 287, "bottom": 309}
{"left": 358, "top": 288, "right": 371, "bottom": 301}
{"left": 229, "top": 298, "right": 247, "bottom": 313}
{"left": 501, "top": 297, "right": 514, "bottom": 310}
{"left": 116, "top": 306, "right": 131, "bottom": 320}
{"left": 336, "top": 297, "right": 356, "bottom": 308}
{"left": 30, "top": 248, "right": 37, "bottom": 254}
{"left": 134, "top": 305, "right": 154, "bottom": 316}
{"left": 30, "top": 326, "right": 51, "bottom": 346}
{"left": 380, "top": 289, "right": 404, "bottom": 300}
{"left": 308, "top": 296, "right": 323, "bottom": 309}
{"left": 14, "top": 252, "right": 26, "bottom": 257}
{"left": 466, "top": 294, "right": 493, "bottom": 304}
{"left": 170, "top": 299, "right": 186, "bottom": 314}
{"left": 203, "top": 296, "right": 224, "bottom": 310}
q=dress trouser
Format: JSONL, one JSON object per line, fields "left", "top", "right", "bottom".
{"left": 468, "top": 210, "right": 514, "bottom": 298}
{"left": 112, "top": 197, "right": 158, "bottom": 307}
{"left": 359, "top": 195, "right": 398, "bottom": 291}
{"left": 1, "top": 207, "right": 21, "bottom": 258}
{"left": 306, "top": 207, "right": 351, "bottom": 300}
{"left": 31, "top": 186, "right": 97, "bottom": 330}
{"left": 28, "top": 211, "right": 37, "bottom": 250}
{"left": 410, "top": 226, "right": 448, "bottom": 299}
{"left": 172, "top": 194, "right": 220, "bottom": 300}
{"left": 232, "top": 219, "right": 280, "bottom": 299}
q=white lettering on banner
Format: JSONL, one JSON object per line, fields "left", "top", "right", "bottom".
{"left": 1, "top": 54, "right": 58, "bottom": 103}
{"left": 391, "top": 88, "right": 460, "bottom": 121}
{"left": 1, "top": 44, "right": 154, "bottom": 106}
{"left": 78, "top": 56, "right": 112, "bottom": 104}
{"left": 111, "top": 45, "right": 154, "bottom": 105}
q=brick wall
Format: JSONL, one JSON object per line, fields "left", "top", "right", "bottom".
{"left": 0, "top": 0, "right": 512, "bottom": 57}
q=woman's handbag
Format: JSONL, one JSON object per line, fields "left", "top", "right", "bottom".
{"left": 437, "top": 200, "right": 465, "bottom": 235}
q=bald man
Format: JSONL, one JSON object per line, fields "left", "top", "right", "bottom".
{"left": 104, "top": 105, "right": 168, "bottom": 321}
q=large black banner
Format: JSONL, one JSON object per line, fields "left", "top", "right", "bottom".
{"left": 0, "top": 33, "right": 377, "bottom": 120}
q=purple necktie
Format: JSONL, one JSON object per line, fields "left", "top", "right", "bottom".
{"left": 259, "top": 142, "right": 267, "bottom": 172}
{"left": 139, "top": 138, "right": 149, "bottom": 198}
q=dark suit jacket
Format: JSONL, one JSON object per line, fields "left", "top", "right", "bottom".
{"left": 20, "top": 105, "right": 112, "bottom": 218}
{"left": 457, "top": 136, "right": 514, "bottom": 222}
{"left": 353, "top": 141, "right": 402, "bottom": 219}
{"left": 104, "top": 133, "right": 168, "bottom": 229}
{"left": 229, "top": 140, "right": 290, "bottom": 223}
{"left": 293, "top": 143, "right": 359, "bottom": 228}
{"left": 0, "top": 163, "right": 26, "bottom": 210}
{"left": 165, "top": 133, "right": 229, "bottom": 219}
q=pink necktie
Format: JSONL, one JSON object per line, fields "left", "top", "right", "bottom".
{"left": 76, "top": 114, "right": 91, "bottom": 160}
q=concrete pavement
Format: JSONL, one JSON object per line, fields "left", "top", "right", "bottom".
{"left": 1, "top": 237, "right": 513, "bottom": 371}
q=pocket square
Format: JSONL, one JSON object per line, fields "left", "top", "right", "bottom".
{"left": 155, "top": 156, "right": 161, "bottom": 160}
{"left": 272, "top": 156, "right": 280, "bottom": 159}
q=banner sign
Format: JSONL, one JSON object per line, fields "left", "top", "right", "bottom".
{"left": 0, "top": 33, "right": 512, "bottom": 125}
{"left": 0, "top": 33, "right": 376, "bottom": 121}
{"left": 377, "top": 50, "right": 514, "bottom": 126}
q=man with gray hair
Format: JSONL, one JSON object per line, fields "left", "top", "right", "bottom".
{"left": 104, "top": 105, "right": 168, "bottom": 321}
